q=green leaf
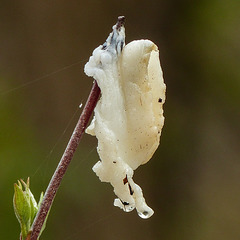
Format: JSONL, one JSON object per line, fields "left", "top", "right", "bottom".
{"left": 13, "top": 181, "right": 32, "bottom": 239}
{"left": 21, "top": 179, "right": 38, "bottom": 223}
{"left": 13, "top": 178, "right": 41, "bottom": 240}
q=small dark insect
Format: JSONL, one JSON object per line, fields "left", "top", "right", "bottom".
{"left": 158, "top": 98, "right": 162, "bottom": 103}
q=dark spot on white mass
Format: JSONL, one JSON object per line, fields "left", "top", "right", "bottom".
{"left": 123, "top": 175, "right": 128, "bottom": 185}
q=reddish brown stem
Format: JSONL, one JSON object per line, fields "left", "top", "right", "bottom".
{"left": 30, "top": 80, "right": 100, "bottom": 240}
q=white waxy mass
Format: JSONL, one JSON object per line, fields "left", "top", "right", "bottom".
{"left": 84, "top": 17, "right": 166, "bottom": 219}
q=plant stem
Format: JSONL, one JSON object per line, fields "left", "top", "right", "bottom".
{"left": 30, "top": 80, "right": 100, "bottom": 240}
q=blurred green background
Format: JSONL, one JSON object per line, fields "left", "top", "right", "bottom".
{"left": 0, "top": 0, "right": 240, "bottom": 239}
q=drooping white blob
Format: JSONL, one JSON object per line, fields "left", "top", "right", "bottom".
{"left": 84, "top": 18, "right": 166, "bottom": 219}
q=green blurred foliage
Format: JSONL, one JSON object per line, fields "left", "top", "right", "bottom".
{"left": 0, "top": 0, "right": 239, "bottom": 239}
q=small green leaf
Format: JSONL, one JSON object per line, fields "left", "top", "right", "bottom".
{"left": 13, "top": 178, "right": 40, "bottom": 240}
{"left": 13, "top": 181, "right": 32, "bottom": 239}
{"left": 21, "top": 179, "right": 38, "bottom": 223}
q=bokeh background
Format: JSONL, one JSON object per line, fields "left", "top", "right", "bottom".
{"left": 0, "top": 1, "right": 240, "bottom": 239}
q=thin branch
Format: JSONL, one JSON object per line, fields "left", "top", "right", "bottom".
{"left": 30, "top": 80, "right": 100, "bottom": 240}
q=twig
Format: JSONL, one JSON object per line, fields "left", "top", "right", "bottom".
{"left": 30, "top": 80, "right": 100, "bottom": 240}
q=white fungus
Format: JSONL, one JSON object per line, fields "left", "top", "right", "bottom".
{"left": 84, "top": 17, "right": 166, "bottom": 219}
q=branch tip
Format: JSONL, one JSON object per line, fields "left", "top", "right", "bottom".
{"left": 116, "top": 16, "right": 125, "bottom": 30}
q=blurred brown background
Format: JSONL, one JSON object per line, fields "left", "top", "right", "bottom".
{"left": 0, "top": 1, "right": 240, "bottom": 239}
